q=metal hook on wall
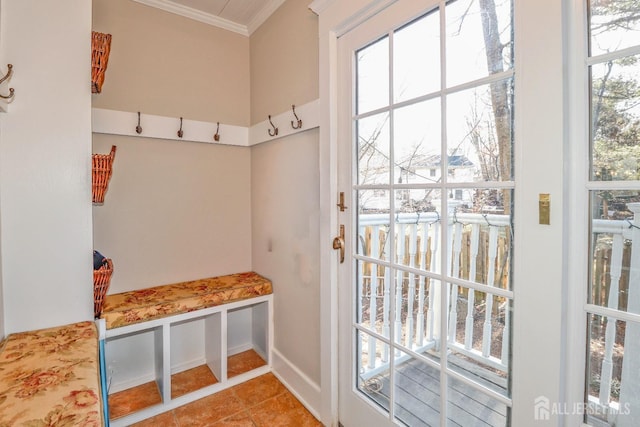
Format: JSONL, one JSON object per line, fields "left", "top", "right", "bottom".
{"left": 214, "top": 122, "right": 220, "bottom": 141}
{"left": 135, "top": 111, "right": 143, "bottom": 134}
{"left": 177, "top": 117, "right": 184, "bottom": 138}
{"left": 0, "top": 64, "right": 14, "bottom": 101}
{"left": 290, "top": 104, "right": 302, "bottom": 129}
{"left": 268, "top": 115, "right": 278, "bottom": 137}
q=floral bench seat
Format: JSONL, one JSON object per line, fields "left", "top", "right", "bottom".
{"left": 0, "top": 321, "right": 104, "bottom": 426}
{"left": 101, "top": 271, "right": 273, "bottom": 329}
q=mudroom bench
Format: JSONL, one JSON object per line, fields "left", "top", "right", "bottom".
{"left": 0, "top": 321, "right": 105, "bottom": 426}
{"left": 99, "top": 271, "right": 273, "bottom": 426}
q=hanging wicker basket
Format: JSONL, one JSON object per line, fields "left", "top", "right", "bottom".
{"left": 91, "top": 31, "right": 112, "bottom": 94}
{"left": 94, "top": 258, "right": 113, "bottom": 318}
{"left": 92, "top": 145, "right": 116, "bottom": 204}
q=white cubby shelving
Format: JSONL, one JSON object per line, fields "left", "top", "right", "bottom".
{"left": 104, "top": 294, "right": 273, "bottom": 426}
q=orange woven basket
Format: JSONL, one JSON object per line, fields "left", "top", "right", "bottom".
{"left": 92, "top": 145, "right": 116, "bottom": 204}
{"left": 94, "top": 258, "right": 113, "bottom": 318}
{"left": 91, "top": 31, "right": 112, "bottom": 94}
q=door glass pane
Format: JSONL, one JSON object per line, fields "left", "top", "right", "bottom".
{"left": 585, "top": 313, "right": 639, "bottom": 425}
{"left": 589, "top": 190, "right": 640, "bottom": 314}
{"left": 393, "top": 353, "right": 442, "bottom": 427}
{"left": 447, "top": 79, "right": 514, "bottom": 182}
{"left": 447, "top": 376, "right": 509, "bottom": 427}
{"left": 394, "top": 189, "right": 442, "bottom": 273}
{"left": 394, "top": 10, "right": 441, "bottom": 103}
{"left": 589, "top": 0, "right": 640, "bottom": 57}
{"left": 358, "top": 189, "right": 391, "bottom": 261}
{"left": 357, "top": 260, "right": 391, "bottom": 338}
{"left": 358, "top": 112, "right": 391, "bottom": 185}
{"left": 591, "top": 55, "right": 640, "bottom": 181}
{"left": 393, "top": 99, "right": 442, "bottom": 185}
{"left": 393, "top": 273, "right": 440, "bottom": 354}
{"left": 446, "top": 0, "right": 513, "bottom": 87}
{"left": 448, "top": 188, "right": 513, "bottom": 290}
{"left": 357, "top": 36, "right": 389, "bottom": 114}
{"left": 447, "top": 288, "right": 510, "bottom": 399}
{"left": 357, "top": 330, "right": 391, "bottom": 414}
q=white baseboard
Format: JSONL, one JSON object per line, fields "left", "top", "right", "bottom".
{"left": 271, "top": 347, "right": 322, "bottom": 421}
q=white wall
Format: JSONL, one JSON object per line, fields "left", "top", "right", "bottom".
{"left": 0, "top": 0, "right": 93, "bottom": 333}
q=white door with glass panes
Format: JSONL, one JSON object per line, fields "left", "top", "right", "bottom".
{"left": 327, "top": 0, "right": 636, "bottom": 425}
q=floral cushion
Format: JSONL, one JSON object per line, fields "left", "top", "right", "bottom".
{"left": 101, "top": 272, "right": 273, "bottom": 329}
{"left": 0, "top": 321, "right": 104, "bottom": 426}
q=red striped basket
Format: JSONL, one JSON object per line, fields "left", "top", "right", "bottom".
{"left": 92, "top": 145, "right": 116, "bottom": 204}
{"left": 94, "top": 258, "right": 113, "bottom": 318}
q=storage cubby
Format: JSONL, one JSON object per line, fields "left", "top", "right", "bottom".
{"left": 227, "top": 301, "right": 269, "bottom": 378}
{"left": 104, "top": 294, "right": 272, "bottom": 426}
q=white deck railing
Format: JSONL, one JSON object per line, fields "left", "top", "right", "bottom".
{"left": 358, "top": 211, "right": 512, "bottom": 382}
{"left": 358, "top": 209, "right": 637, "bottom": 417}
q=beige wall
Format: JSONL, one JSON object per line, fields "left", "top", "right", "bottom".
{"left": 251, "top": 130, "right": 320, "bottom": 382}
{"left": 92, "top": 0, "right": 252, "bottom": 292}
{"left": 250, "top": 0, "right": 318, "bottom": 124}
{"left": 250, "top": 0, "right": 321, "bottom": 399}
{"left": 93, "top": 135, "right": 251, "bottom": 293}
{"left": 93, "top": 0, "right": 250, "bottom": 126}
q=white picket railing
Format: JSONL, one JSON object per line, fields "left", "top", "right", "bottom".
{"left": 358, "top": 209, "right": 638, "bottom": 417}
{"left": 357, "top": 210, "right": 512, "bottom": 382}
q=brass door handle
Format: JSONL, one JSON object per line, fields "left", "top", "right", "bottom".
{"left": 333, "top": 224, "right": 345, "bottom": 264}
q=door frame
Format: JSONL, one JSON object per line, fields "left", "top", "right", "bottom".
{"left": 311, "top": 0, "right": 576, "bottom": 425}
{"left": 310, "top": 3, "right": 401, "bottom": 425}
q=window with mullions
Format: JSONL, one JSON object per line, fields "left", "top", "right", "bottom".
{"left": 586, "top": 1, "right": 640, "bottom": 425}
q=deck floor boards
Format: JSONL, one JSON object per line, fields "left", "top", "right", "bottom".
{"left": 362, "top": 356, "right": 509, "bottom": 426}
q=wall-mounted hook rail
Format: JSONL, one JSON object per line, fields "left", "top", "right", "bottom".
{"left": 136, "top": 111, "right": 142, "bottom": 134}
{"left": 214, "top": 122, "right": 220, "bottom": 141}
{"left": 290, "top": 104, "right": 302, "bottom": 129}
{"left": 268, "top": 115, "right": 278, "bottom": 137}
{"left": 0, "top": 64, "right": 15, "bottom": 101}
{"left": 177, "top": 117, "right": 184, "bottom": 138}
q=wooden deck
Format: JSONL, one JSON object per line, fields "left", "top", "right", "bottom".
{"left": 362, "top": 355, "right": 509, "bottom": 426}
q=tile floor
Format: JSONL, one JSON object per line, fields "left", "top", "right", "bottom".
{"left": 108, "top": 350, "right": 323, "bottom": 426}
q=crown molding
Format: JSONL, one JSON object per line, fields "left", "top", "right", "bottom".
{"left": 247, "top": 0, "right": 287, "bottom": 35}
{"left": 308, "top": 0, "right": 332, "bottom": 15}
{"left": 131, "top": 0, "right": 249, "bottom": 36}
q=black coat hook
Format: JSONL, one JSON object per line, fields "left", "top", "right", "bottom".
{"left": 136, "top": 111, "right": 142, "bottom": 134}
{"left": 268, "top": 115, "right": 279, "bottom": 137}
{"left": 177, "top": 117, "right": 184, "bottom": 138}
{"left": 214, "top": 122, "right": 220, "bottom": 141}
{"left": 291, "top": 104, "right": 302, "bottom": 129}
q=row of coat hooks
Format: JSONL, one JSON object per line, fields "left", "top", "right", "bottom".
{"left": 134, "top": 111, "right": 221, "bottom": 141}
{"left": 267, "top": 104, "right": 303, "bottom": 137}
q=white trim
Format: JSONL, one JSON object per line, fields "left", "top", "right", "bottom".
{"left": 564, "top": 1, "right": 591, "bottom": 425}
{"left": 131, "top": 0, "right": 249, "bottom": 36}
{"left": 92, "top": 100, "right": 319, "bottom": 148}
{"left": 247, "top": 0, "right": 287, "bottom": 35}
{"left": 92, "top": 108, "right": 249, "bottom": 147}
{"left": 249, "top": 99, "right": 320, "bottom": 145}
{"left": 309, "top": 0, "right": 331, "bottom": 15}
{"left": 271, "top": 348, "right": 322, "bottom": 420}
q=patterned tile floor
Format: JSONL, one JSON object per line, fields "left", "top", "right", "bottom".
{"left": 108, "top": 350, "right": 322, "bottom": 426}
